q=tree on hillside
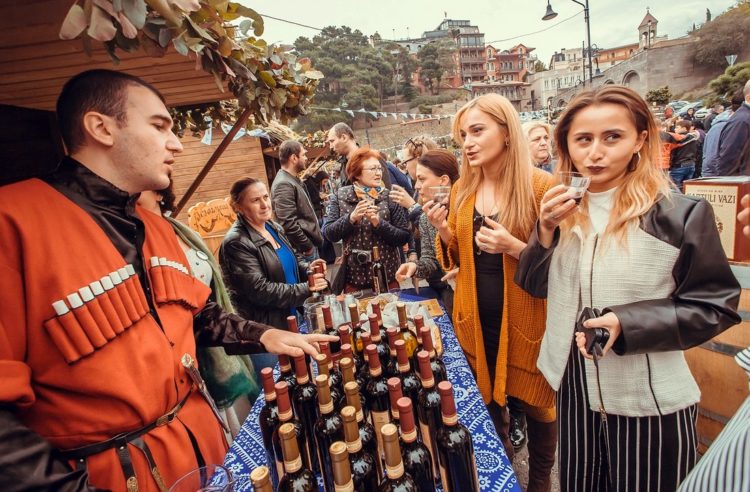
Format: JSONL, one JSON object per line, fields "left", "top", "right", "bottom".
{"left": 693, "top": 1, "right": 750, "bottom": 68}
{"left": 291, "top": 26, "right": 417, "bottom": 131}
{"left": 533, "top": 60, "right": 547, "bottom": 72}
{"left": 707, "top": 61, "right": 750, "bottom": 104}
{"left": 417, "top": 39, "right": 457, "bottom": 94}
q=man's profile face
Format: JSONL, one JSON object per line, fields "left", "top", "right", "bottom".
{"left": 109, "top": 85, "right": 183, "bottom": 194}
{"left": 297, "top": 147, "right": 309, "bottom": 171}
{"left": 326, "top": 130, "right": 347, "bottom": 157}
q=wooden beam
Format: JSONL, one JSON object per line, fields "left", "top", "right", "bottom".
{"left": 173, "top": 107, "right": 252, "bottom": 216}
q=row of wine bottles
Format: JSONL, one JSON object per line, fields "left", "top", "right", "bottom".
{"left": 256, "top": 301, "right": 480, "bottom": 492}
{"left": 307, "top": 245, "right": 389, "bottom": 297}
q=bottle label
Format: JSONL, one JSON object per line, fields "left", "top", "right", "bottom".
{"left": 420, "top": 421, "right": 440, "bottom": 478}
{"left": 372, "top": 276, "right": 382, "bottom": 294}
{"left": 371, "top": 409, "right": 390, "bottom": 460}
{"left": 284, "top": 456, "right": 302, "bottom": 473}
{"left": 346, "top": 438, "right": 362, "bottom": 454}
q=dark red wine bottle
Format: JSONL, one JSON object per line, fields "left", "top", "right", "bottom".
{"left": 341, "top": 358, "right": 368, "bottom": 419}
{"left": 272, "top": 382, "right": 311, "bottom": 478}
{"left": 343, "top": 381, "right": 378, "bottom": 475}
{"left": 364, "top": 343, "right": 390, "bottom": 464}
{"left": 418, "top": 326, "right": 447, "bottom": 385}
{"left": 359, "top": 332, "right": 373, "bottom": 390}
{"left": 371, "top": 245, "right": 389, "bottom": 294}
{"left": 436, "top": 381, "right": 479, "bottom": 492}
{"left": 277, "top": 423, "right": 317, "bottom": 492}
{"left": 292, "top": 354, "right": 320, "bottom": 473}
{"left": 349, "top": 303, "right": 365, "bottom": 357}
{"left": 385, "top": 327, "right": 400, "bottom": 378}
{"left": 316, "top": 353, "right": 343, "bottom": 413}
{"left": 277, "top": 354, "right": 298, "bottom": 394}
{"left": 369, "top": 313, "right": 390, "bottom": 371}
{"left": 387, "top": 377, "right": 403, "bottom": 431}
{"left": 379, "top": 423, "right": 418, "bottom": 491}
{"left": 288, "top": 316, "right": 314, "bottom": 377}
{"left": 314, "top": 374, "right": 345, "bottom": 492}
{"left": 341, "top": 405, "right": 380, "bottom": 491}
{"left": 321, "top": 304, "right": 341, "bottom": 359}
{"left": 395, "top": 339, "right": 422, "bottom": 414}
{"left": 258, "top": 368, "right": 281, "bottom": 488}
{"left": 416, "top": 351, "right": 442, "bottom": 482}
{"left": 397, "top": 397, "right": 436, "bottom": 492}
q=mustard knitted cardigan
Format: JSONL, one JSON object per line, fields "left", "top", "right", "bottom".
{"left": 436, "top": 168, "right": 555, "bottom": 409}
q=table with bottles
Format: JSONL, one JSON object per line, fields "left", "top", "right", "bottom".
{"left": 223, "top": 291, "right": 521, "bottom": 491}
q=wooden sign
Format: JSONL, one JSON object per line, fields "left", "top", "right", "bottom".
{"left": 684, "top": 177, "right": 750, "bottom": 262}
{"left": 187, "top": 198, "right": 236, "bottom": 237}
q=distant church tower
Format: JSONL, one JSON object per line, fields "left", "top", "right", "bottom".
{"left": 638, "top": 8, "right": 658, "bottom": 49}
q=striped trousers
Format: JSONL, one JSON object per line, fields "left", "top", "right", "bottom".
{"left": 558, "top": 343, "right": 699, "bottom": 492}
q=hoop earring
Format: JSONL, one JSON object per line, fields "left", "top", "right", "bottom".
{"left": 629, "top": 151, "right": 640, "bottom": 172}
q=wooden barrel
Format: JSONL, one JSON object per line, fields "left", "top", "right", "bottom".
{"left": 684, "top": 262, "right": 750, "bottom": 453}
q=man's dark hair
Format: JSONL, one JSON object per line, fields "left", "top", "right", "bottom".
{"left": 331, "top": 122, "right": 355, "bottom": 139}
{"left": 731, "top": 89, "right": 745, "bottom": 111}
{"left": 676, "top": 119, "right": 693, "bottom": 130}
{"left": 279, "top": 140, "right": 304, "bottom": 165}
{"left": 56, "top": 69, "right": 165, "bottom": 152}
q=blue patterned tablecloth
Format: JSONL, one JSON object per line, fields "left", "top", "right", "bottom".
{"left": 223, "top": 293, "right": 520, "bottom": 492}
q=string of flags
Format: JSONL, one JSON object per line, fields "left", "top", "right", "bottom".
{"left": 310, "top": 106, "right": 452, "bottom": 121}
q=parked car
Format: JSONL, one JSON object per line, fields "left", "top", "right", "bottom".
{"left": 668, "top": 100, "right": 690, "bottom": 111}
{"left": 694, "top": 107, "right": 710, "bottom": 120}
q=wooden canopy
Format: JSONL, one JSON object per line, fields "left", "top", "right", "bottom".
{"left": 0, "top": 0, "right": 232, "bottom": 111}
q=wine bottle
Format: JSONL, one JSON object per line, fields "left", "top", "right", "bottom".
{"left": 395, "top": 339, "right": 422, "bottom": 414}
{"left": 307, "top": 268, "right": 322, "bottom": 301}
{"left": 387, "top": 377, "right": 403, "bottom": 431}
{"left": 315, "top": 374, "right": 345, "bottom": 492}
{"left": 348, "top": 303, "right": 365, "bottom": 356}
{"left": 330, "top": 441, "right": 355, "bottom": 492}
{"left": 292, "top": 354, "right": 320, "bottom": 473}
{"left": 379, "top": 423, "right": 418, "bottom": 491}
{"left": 277, "top": 423, "right": 318, "bottom": 492}
{"left": 371, "top": 245, "right": 388, "bottom": 294}
{"left": 368, "top": 313, "right": 390, "bottom": 372}
{"left": 321, "top": 304, "right": 342, "bottom": 359}
{"left": 341, "top": 325, "right": 366, "bottom": 378}
{"left": 250, "top": 466, "right": 274, "bottom": 492}
{"left": 273, "top": 381, "right": 311, "bottom": 475}
{"left": 343, "top": 381, "right": 378, "bottom": 471}
{"left": 341, "top": 405, "right": 380, "bottom": 491}
{"left": 397, "top": 397, "right": 436, "bottom": 492}
{"left": 359, "top": 332, "right": 373, "bottom": 391}
{"left": 418, "top": 326, "right": 447, "bottom": 385}
{"left": 321, "top": 342, "right": 344, "bottom": 391}
{"left": 396, "top": 302, "right": 418, "bottom": 358}
{"left": 277, "top": 354, "right": 298, "bottom": 393}
{"left": 258, "top": 368, "right": 281, "bottom": 488}
{"left": 316, "top": 353, "right": 343, "bottom": 413}
{"left": 436, "top": 381, "right": 479, "bottom": 492}
{"left": 288, "top": 316, "right": 314, "bottom": 377}
{"left": 341, "top": 357, "right": 368, "bottom": 418}
{"left": 416, "top": 351, "right": 442, "bottom": 482}
{"left": 385, "top": 328, "right": 400, "bottom": 378}
{"left": 364, "top": 343, "right": 390, "bottom": 465}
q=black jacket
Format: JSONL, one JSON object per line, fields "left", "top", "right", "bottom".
{"left": 271, "top": 169, "right": 323, "bottom": 254}
{"left": 220, "top": 216, "right": 312, "bottom": 329}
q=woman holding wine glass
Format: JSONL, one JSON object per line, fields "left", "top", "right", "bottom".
{"left": 515, "top": 85, "right": 741, "bottom": 491}
{"left": 395, "top": 149, "right": 459, "bottom": 316}
{"left": 424, "top": 93, "right": 557, "bottom": 492}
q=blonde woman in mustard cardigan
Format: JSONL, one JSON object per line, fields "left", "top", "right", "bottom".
{"left": 424, "top": 93, "right": 556, "bottom": 492}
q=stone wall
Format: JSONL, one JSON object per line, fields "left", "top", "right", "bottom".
{"left": 351, "top": 118, "right": 451, "bottom": 156}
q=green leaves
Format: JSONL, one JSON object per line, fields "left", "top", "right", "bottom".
{"left": 57, "top": 0, "right": 320, "bottom": 125}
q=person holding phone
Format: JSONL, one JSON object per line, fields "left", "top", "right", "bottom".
{"left": 515, "top": 85, "right": 740, "bottom": 491}
{"left": 425, "top": 94, "right": 557, "bottom": 492}
{"left": 322, "top": 147, "right": 410, "bottom": 293}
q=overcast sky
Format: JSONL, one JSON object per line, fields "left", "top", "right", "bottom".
{"left": 243, "top": 0, "right": 736, "bottom": 65}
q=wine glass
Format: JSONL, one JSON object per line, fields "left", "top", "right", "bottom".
{"left": 558, "top": 172, "right": 591, "bottom": 204}
{"left": 168, "top": 464, "right": 233, "bottom": 492}
{"left": 427, "top": 185, "right": 451, "bottom": 206}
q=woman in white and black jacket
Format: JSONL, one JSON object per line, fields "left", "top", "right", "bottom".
{"left": 515, "top": 85, "right": 741, "bottom": 492}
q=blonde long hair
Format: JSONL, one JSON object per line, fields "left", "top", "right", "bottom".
{"left": 452, "top": 94, "right": 537, "bottom": 238}
{"left": 554, "top": 85, "right": 672, "bottom": 244}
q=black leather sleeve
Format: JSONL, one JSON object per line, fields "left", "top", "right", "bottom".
{"left": 0, "top": 409, "right": 103, "bottom": 492}
{"left": 608, "top": 197, "right": 741, "bottom": 355}
{"left": 514, "top": 221, "right": 561, "bottom": 299}
{"left": 193, "top": 301, "right": 272, "bottom": 355}
{"left": 218, "top": 239, "right": 311, "bottom": 309}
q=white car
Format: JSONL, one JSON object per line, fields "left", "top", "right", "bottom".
{"left": 694, "top": 107, "right": 710, "bottom": 120}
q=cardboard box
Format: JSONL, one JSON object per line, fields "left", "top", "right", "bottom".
{"left": 684, "top": 177, "right": 750, "bottom": 262}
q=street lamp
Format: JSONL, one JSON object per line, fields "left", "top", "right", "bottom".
{"left": 542, "top": 0, "right": 594, "bottom": 85}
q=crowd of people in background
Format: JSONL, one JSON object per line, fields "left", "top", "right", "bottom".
{"left": 1, "top": 68, "right": 748, "bottom": 491}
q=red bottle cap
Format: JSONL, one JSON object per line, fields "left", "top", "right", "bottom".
{"left": 322, "top": 305, "right": 333, "bottom": 328}
{"left": 338, "top": 325, "right": 352, "bottom": 346}
{"left": 387, "top": 377, "right": 403, "bottom": 409}
{"left": 420, "top": 326, "right": 435, "bottom": 354}
{"left": 395, "top": 339, "right": 409, "bottom": 366}
{"left": 260, "top": 367, "right": 276, "bottom": 399}
{"left": 397, "top": 397, "right": 416, "bottom": 435}
{"left": 293, "top": 354, "right": 309, "bottom": 381}
{"left": 371, "top": 301, "right": 382, "bottom": 320}
{"left": 287, "top": 316, "right": 299, "bottom": 334}
{"left": 414, "top": 315, "right": 425, "bottom": 330}
{"left": 417, "top": 350, "right": 434, "bottom": 382}
{"left": 366, "top": 344, "right": 381, "bottom": 372}
{"left": 386, "top": 327, "right": 399, "bottom": 351}
{"left": 275, "top": 381, "right": 292, "bottom": 417}
{"left": 341, "top": 344, "right": 354, "bottom": 360}
{"left": 368, "top": 314, "right": 380, "bottom": 338}
{"left": 438, "top": 381, "right": 458, "bottom": 420}
{"left": 278, "top": 354, "right": 291, "bottom": 369}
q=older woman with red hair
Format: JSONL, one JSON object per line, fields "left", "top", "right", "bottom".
{"left": 323, "top": 147, "right": 411, "bottom": 293}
